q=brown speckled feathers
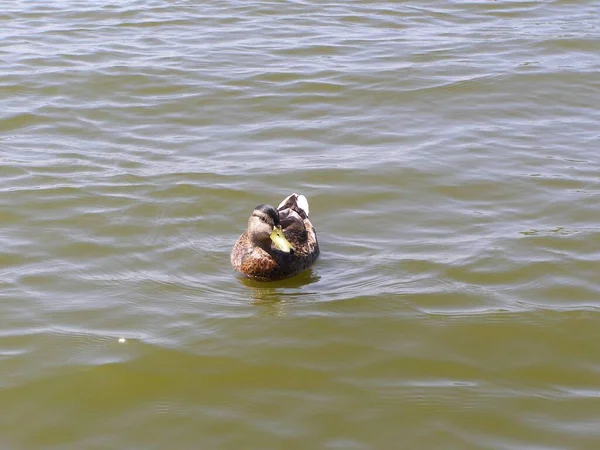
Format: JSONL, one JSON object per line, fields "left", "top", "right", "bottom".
{"left": 231, "top": 194, "right": 319, "bottom": 281}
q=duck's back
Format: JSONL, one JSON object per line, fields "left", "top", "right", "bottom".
{"left": 278, "top": 194, "right": 319, "bottom": 264}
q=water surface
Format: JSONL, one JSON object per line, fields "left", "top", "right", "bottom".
{"left": 2, "top": 1, "right": 600, "bottom": 449}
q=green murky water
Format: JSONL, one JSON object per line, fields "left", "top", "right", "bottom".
{"left": 2, "top": 1, "right": 600, "bottom": 449}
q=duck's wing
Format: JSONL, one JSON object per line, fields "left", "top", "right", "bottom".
{"left": 278, "top": 193, "right": 318, "bottom": 259}
{"left": 279, "top": 208, "right": 305, "bottom": 232}
{"left": 277, "top": 193, "right": 309, "bottom": 219}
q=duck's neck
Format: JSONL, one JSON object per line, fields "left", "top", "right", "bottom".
{"left": 252, "top": 237, "right": 273, "bottom": 254}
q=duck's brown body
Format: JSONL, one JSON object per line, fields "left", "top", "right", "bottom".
{"left": 231, "top": 194, "right": 319, "bottom": 281}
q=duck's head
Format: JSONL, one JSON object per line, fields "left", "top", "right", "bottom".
{"left": 248, "top": 204, "right": 295, "bottom": 253}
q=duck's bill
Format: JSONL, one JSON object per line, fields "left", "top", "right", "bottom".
{"left": 270, "top": 226, "right": 295, "bottom": 253}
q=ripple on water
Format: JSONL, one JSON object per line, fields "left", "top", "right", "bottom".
{"left": 2, "top": 0, "right": 600, "bottom": 449}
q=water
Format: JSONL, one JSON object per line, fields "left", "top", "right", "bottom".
{"left": 2, "top": 1, "right": 600, "bottom": 448}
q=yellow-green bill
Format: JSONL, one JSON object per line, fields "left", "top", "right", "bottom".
{"left": 270, "top": 226, "right": 295, "bottom": 253}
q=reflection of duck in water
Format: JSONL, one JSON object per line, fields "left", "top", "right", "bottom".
{"left": 231, "top": 193, "right": 319, "bottom": 281}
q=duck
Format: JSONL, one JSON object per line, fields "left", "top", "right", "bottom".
{"left": 231, "top": 193, "right": 320, "bottom": 281}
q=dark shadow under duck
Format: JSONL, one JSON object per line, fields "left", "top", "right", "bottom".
{"left": 230, "top": 193, "right": 320, "bottom": 281}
